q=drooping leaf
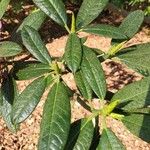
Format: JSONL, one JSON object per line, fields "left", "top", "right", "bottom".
{"left": 17, "top": 9, "right": 46, "bottom": 32}
{"left": 81, "top": 46, "right": 106, "bottom": 100}
{"left": 122, "top": 114, "right": 150, "bottom": 142}
{"left": 97, "top": 128, "right": 125, "bottom": 150}
{"left": 119, "top": 10, "right": 144, "bottom": 38}
{"left": 38, "top": 82, "right": 71, "bottom": 150}
{"left": 76, "top": 0, "right": 109, "bottom": 29}
{"left": 0, "top": 75, "right": 19, "bottom": 132}
{"left": 13, "top": 61, "right": 51, "bottom": 80}
{"left": 65, "top": 118, "right": 94, "bottom": 150}
{"left": 12, "top": 76, "right": 46, "bottom": 124}
{"left": 114, "top": 43, "right": 150, "bottom": 76}
{"left": 83, "top": 24, "right": 127, "bottom": 39}
{"left": 0, "top": 0, "right": 10, "bottom": 19}
{"left": 64, "top": 33, "right": 82, "bottom": 73}
{"left": 33, "top": 0, "right": 67, "bottom": 27}
{"left": 21, "top": 25, "right": 51, "bottom": 64}
{"left": 111, "top": 77, "right": 150, "bottom": 111}
{"left": 0, "top": 41, "right": 22, "bottom": 57}
{"left": 75, "top": 71, "right": 92, "bottom": 100}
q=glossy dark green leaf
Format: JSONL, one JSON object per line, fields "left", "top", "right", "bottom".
{"left": 21, "top": 25, "right": 51, "bottom": 64}
{"left": 12, "top": 76, "right": 46, "bottom": 124}
{"left": 13, "top": 62, "right": 51, "bottom": 80}
{"left": 76, "top": 0, "right": 109, "bottom": 29}
{"left": 65, "top": 118, "right": 94, "bottom": 150}
{"left": 97, "top": 128, "right": 125, "bottom": 150}
{"left": 122, "top": 114, "right": 150, "bottom": 142}
{"left": 75, "top": 71, "right": 92, "bottom": 100}
{"left": 81, "top": 46, "right": 106, "bottom": 100}
{"left": 0, "top": 75, "right": 19, "bottom": 132}
{"left": 0, "top": 41, "right": 22, "bottom": 57}
{"left": 38, "top": 82, "right": 71, "bottom": 150}
{"left": 0, "top": 0, "right": 10, "bottom": 19}
{"left": 17, "top": 9, "right": 46, "bottom": 32}
{"left": 83, "top": 24, "right": 127, "bottom": 39}
{"left": 111, "top": 77, "right": 150, "bottom": 111}
{"left": 64, "top": 33, "right": 82, "bottom": 73}
{"left": 33, "top": 0, "right": 67, "bottom": 27}
{"left": 119, "top": 10, "right": 144, "bottom": 38}
{"left": 114, "top": 43, "right": 150, "bottom": 76}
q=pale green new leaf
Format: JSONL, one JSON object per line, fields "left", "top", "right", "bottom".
{"left": 122, "top": 114, "right": 150, "bottom": 142}
{"left": 81, "top": 46, "right": 106, "bottom": 100}
{"left": 114, "top": 43, "right": 150, "bottom": 76}
{"left": 83, "top": 24, "right": 127, "bottom": 39}
{"left": 111, "top": 77, "right": 150, "bottom": 111}
{"left": 38, "top": 82, "right": 71, "bottom": 150}
{"left": 76, "top": 0, "right": 109, "bottom": 29}
{"left": 65, "top": 119, "right": 94, "bottom": 150}
{"left": 0, "top": 41, "right": 22, "bottom": 57}
{"left": 0, "top": 0, "right": 10, "bottom": 19}
{"left": 33, "top": 0, "right": 67, "bottom": 26}
{"left": 119, "top": 10, "right": 144, "bottom": 38}
{"left": 12, "top": 76, "right": 46, "bottom": 124}
{"left": 97, "top": 128, "right": 125, "bottom": 150}
{"left": 21, "top": 26, "right": 51, "bottom": 64}
{"left": 64, "top": 33, "right": 82, "bottom": 73}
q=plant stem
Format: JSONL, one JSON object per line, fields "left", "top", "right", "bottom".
{"left": 65, "top": 24, "right": 71, "bottom": 34}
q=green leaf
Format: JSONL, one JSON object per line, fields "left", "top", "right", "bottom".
{"left": 75, "top": 71, "right": 92, "bottom": 100}
{"left": 122, "top": 114, "right": 150, "bottom": 142}
{"left": 0, "top": 75, "right": 19, "bottom": 132}
{"left": 13, "top": 62, "right": 51, "bottom": 80}
{"left": 64, "top": 33, "right": 82, "bottom": 73}
{"left": 12, "top": 76, "right": 46, "bottom": 124}
{"left": 83, "top": 24, "right": 127, "bottom": 39}
{"left": 12, "top": 9, "right": 46, "bottom": 44}
{"left": 33, "top": 0, "right": 67, "bottom": 27}
{"left": 21, "top": 25, "right": 51, "bottom": 64}
{"left": 81, "top": 46, "right": 106, "bottom": 100}
{"left": 38, "top": 82, "right": 71, "bottom": 150}
{"left": 111, "top": 77, "right": 150, "bottom": 111}
{"left": 97, "top": 128, "right": 125, "bottom": 150}
{"left": 65, "top": 118, "right": 94, "bottom": 150}
{"left": 0, "top": 41, "right": 22, "bottom": 57}
{"left": 0, "top": 0, "right": 10, "bottom": 19}
{"left": 17, "top": 9, "right": 46, "bottom": 32}
{"left": 110, "top": 0, "right": 124, "bottom": 8}
{"left": 46, "top": 74, "right": 55, "bottom": 88}
{"left": 114, "top": 43, "right": 150, "bottom": 76}
{"left": 119, "top": 10, "right": 144, "bottom": 38}
{"left": 76, "top": 0, "right": 109, "bottom": 29}
{"left": 126, "top": 107, "right": 150, "bottom": 114}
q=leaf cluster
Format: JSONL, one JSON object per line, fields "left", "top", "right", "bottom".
{"left": 0, "top": 0, "right": 150, "bottom": 149}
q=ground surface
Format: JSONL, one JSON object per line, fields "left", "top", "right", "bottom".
{"left": 0, "top": 5, "right": 150, "bottom": 150}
